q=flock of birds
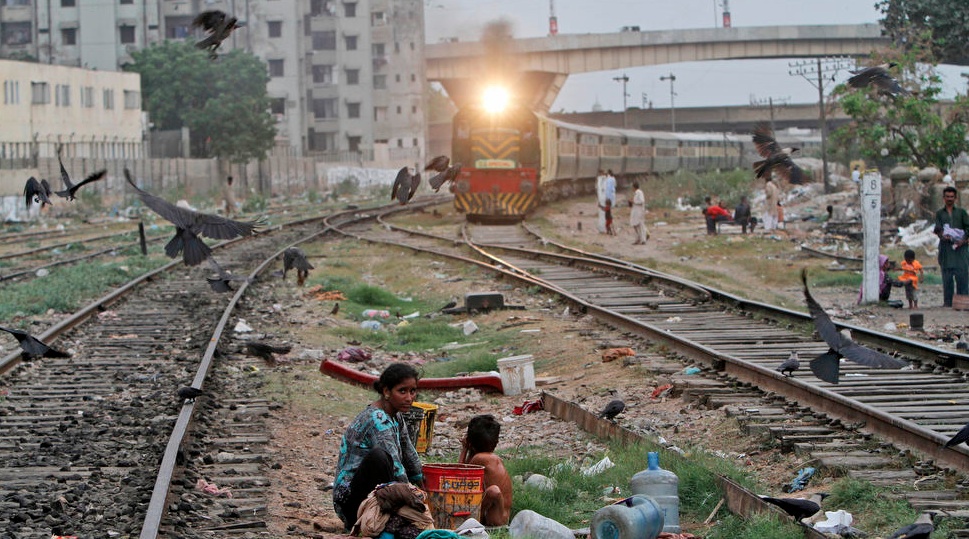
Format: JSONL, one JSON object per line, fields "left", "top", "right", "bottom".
{"left": 391, "top": 155, "right": 462, "bottom": 205}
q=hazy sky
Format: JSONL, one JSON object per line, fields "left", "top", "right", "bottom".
{"left": 425, "top": 0, "right": 968, "bottom": 113}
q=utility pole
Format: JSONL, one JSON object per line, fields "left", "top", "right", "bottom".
{"left": 613, "top": 73, "right": 629, "bottom": 128}
{"left": 749, "top": 95, "right": 790, "bottom": 131}
{"left": 789, "top": 57, "right": 851, "bottom": 193}
{"left": 660, "top": 72, "right": 676, "bottom": 131}
{"left": 548, "top": 0, "right": 558, "bottom": 36}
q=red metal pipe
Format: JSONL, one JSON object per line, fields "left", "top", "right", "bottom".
{"left": 320, "top": 359, "right": 504, "bottom": 392}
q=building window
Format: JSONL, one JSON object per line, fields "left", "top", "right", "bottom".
{"left": 310, "top": 0, "right": 335, "bottom": 17}
{"left": 119, "top": 25, "right": 136, "bottom": 44}
{"left": 3, "top": 80, "right": 20, "bottom": 105}
{"left": 61, "top": 28, "right": 77, "bottom": 45}
{"left": 411, "top": 105, "right": 417, "bottom": 114}
{"left": 344, "top": 2, "right": 356, "bottom": 17}
{"left": 168, "top": 24, "right": 190, "bottom": 39}
{"left": 347, "top": 102, "right": 360, "bottom": 118}
{"left": 312, "top": 30, "right": 336, "bottom": 50}
{"left": 397, "top": 139, "right": 403, "bottom": 148}
{"left": 371, "top": 11, "right": 386, "bottom": 26}
{"left": 268, "top": 59, "right": 284, "bottom": 77}
{"left": 312, "top": 98, "right": 337, "bottom": 119}
{"left": 312, "top": 64, "right": 333, "bottom": 84}
{"left": 374, "top": 106, "right": 387, "bottom": 122}
{"left": 120, "top": 0, "right": 133, "bottom": 4}
{"left": 2, "top": 22, "right": 32, "bottom": 45}
{"left": 372, "top": 43, "right": 385, "bottom": 57}
{"left": 81, "top": 86, "right": 94, "bottom": 108}
{"left": 345, "top": 69, "right": 359, "bottom": 85}
{"left": 395, "top": 74, "right": 400, "bottom": 83}
{"left": 270, "top": 98, "right": 285, "bottom": 115}
{"left": 103, "top": 88, "right": 114, "bottom": 109}
{"left": 373, "top": 75, "right": 386, "bottom": 90}
{"left": 410, "top": 42, "right": 415, "bottom": 50}
{"left": 410, "top": 74, "right": 416, "bottom": 82}
{"left": 412, "top": 138, "right": 418, "bottom": 146}
{"left": 348, "top": 136, "right": 361, "bottom": 152}
{"left": 30, "top": 82, "right": 50, "bottom": 105}
{"left": 54, "top": 84, "right": 71, "bottom": 106}
{"left": 268, "top": 21, "right": 282, "bottom": 38}
{"left": 394, "top": 42, "right": 400, "bottom": 53}
{"left": 61, "top": 0, "right": 76, "bottom": 5}
{"left": 344, "top": 35, "right": 357, "bottom": 50}
{"left": 310, "top": 131, "right": 336, "bottom": 151}
{"left": 396, "top": 105, "right": 401, "bottom": 114}
{"left": 123, "top": 89, "right": 140, "bottom": 109}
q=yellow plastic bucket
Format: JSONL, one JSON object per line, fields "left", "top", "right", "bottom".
{"left": 403, "top": 402, "right": 438, "bottom": 454}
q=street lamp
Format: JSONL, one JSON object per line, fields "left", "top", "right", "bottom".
{"left": 612, "top": 73, "right": 629, "bottom": 128}
{"left": 659, "top": 72, "right": 676, "bottom": 131}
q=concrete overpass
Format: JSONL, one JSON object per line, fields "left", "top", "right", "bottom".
{"left": 425, "top": 24, "right": 889, "bottom": 112}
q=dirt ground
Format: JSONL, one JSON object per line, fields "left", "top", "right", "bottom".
{"left": 255, "top": 188, "right": 968, "bottom": 538}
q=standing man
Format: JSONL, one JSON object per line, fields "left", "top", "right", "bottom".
{"left": 733, "top": 196, "right": 754, "bottom": 234}
{"left": 762, "top": 177, "right": 781, "bottom": 231}
{"left": 629, "top": 181, "right": 648, "bottom": 245}
{"left": 223, "top": 175, "right": 237, "bottom": 218}
{"left": 851, "top": 165, "right": 861, "bottom": 195}
{"left": 604, "top": 169, "right": 617, "bottom": 212}
{"left": 935, "top": 186, "right": 969, "bottom": 307}
{"left": 595, "top": 169, "right": 607, "bottom": 233}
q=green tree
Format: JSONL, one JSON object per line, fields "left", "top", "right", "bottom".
{"left": 878, "top": 0, "right": 969, "bottom": 66}
{"left": 125, "top": 41, "right": 276, "bottom": 163}
{"left": 831, "top": 44, "right": 969, "bottom": 169}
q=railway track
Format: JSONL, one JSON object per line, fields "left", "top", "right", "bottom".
{"left": 339, "top": 214, "right": 969, "bottom": 516}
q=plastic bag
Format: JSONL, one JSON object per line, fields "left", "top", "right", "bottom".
{"left": 508, "top": 510, "right": 573, "bottom": 539}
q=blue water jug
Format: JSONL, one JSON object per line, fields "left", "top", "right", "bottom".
{"left": 591, "top": 495, "right": 665, "bottom": 539}
{"left": 630, "top": 452, "right": 680, "bottom": 533}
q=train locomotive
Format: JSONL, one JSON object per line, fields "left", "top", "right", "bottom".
{"left": 450, "top": 89, "right": 817, "bottom": 222}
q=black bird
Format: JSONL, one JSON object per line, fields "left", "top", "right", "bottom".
{"left": 751, "top": 122, "right": 805, "bottom": 184}
{"left": 944, "top": 421, "right": 969, "bottom": 448}
{"left": 24, "top": 177, "right": 54, "bottom": 209}
{"left": 440, "top": 300, "right": 458, "bottom": 311}
{"left": 282, "top": 247, "right": 314, "bottom": 286}
{"left": 391, "top": 166, "right": 421, "bottom": 205}
{"left": 598, "top": 399, "right": 625, "bottom": 420}
{"left": 177, "top": 386, "right": 204, "bottom": 402}
{"left": 886, "top": 511, "right": 940, "bottom": 539}
{"left": 424, "top": 155, "right": 450, "bottom": 172}
{"left": 428, "top": 163, "right": 462, "bottom": 192}
{"left": 205, "top": 257, "right": 249, "bottom": 293}
{"left": 847, "top": 63, "right": 908, "bottom": 97}
{"left": 192, "top": 10, "right": 244, "bottom": 59}
{"left": 330, "top": 302, "right": 340, "bottom": 316}
{"left": 760, "top": 493, "right": 828, "bottom": 522}
{"left": 777, "top": 351, "right": 800, "bottom": 377}
{"left": 245, "top": 342, "right": 292, "bottom": 363}
{"left": 802, "top": 268, "right": 908, "bottom": 384}
{"left": 125, "top": 169, "right": 261, "bottom": 266}
{"left": 0, "top": 325, "right": 70, "bottom": 360}
{"left": 55, "top": 155, "right": 107, "bottom": 200}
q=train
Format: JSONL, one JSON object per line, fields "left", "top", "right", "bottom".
{"left": 449, "top": 96, "right": 820, "bottom": 222}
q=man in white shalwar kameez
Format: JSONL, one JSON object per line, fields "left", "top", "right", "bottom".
{"left": 595, "top": 169, "right": 607, "bottom": 233}
{"left": 630, "top": 181, "right": 648, "bottom": 245}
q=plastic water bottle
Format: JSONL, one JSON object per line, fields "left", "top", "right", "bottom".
{"left": 630, "top": 452, "right": 680, "bottom": 533}
{"left": 591, "top": 495, "right": 665, "bottom": 539}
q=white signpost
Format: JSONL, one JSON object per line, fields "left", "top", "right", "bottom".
{"left": 860, "top": 170, "right": 882, "bottom": 303}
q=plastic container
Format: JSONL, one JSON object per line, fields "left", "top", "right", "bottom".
{"left": 591, "top": 495, "right": 665, "bottom": 539}
{"left": 630, "top": 452, "right": 680, "bottom": 533}
{"left": 402, "top": 402, "right": 438, "bottom": 454}
{"left": 422, "top": 463, "right": 484, "bottom": 530}
{"left": 910, "top": 312, "right": 924, "bottom": 330}
{"left": 498, "top": 354, "right": 535, "bottom": 396}
{"left": 508, "top": 509, "right": 574, "bottom": 539}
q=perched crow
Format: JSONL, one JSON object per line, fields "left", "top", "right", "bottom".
{"left": 391, "top": 167, "right": 421, "bottom": 205}
{"left": 598, "top": 399, "right": 625, "bottom": 421}
{"left": 125, "top": 169, "right": 261, "bottom": 266}
{"left": 944, "top": 421, "right": 969, "bottom": 448}
{"left": 245, "top": 342, "right": 292, "bottom": 363}
{"left": 177, "top": 386, "right": 204, "bottom": 402}
{"left": 428, "top": 163, "right": 462, "bottom": 192}
{"left": 55, "top": 155, "right": 107, "bottom": 200}
{"left": 751, "top": 122, "right": 805, "bottom": 184}
{"left": 424, "top": 155, "right": 450, "bottom": 172}
{"left": 282, "top": 247, "right": 314, "bottom": 286}
{"left": 192, "top": 10, "right": 244, "bottom": 59}
{"left": 760, "top": 493, "right": 827, "bottom": 521}
{"left": 330, "top": 302, "right": 340, "bottom": 316}
{"left": 777, "top": 351, "right": 800, "bottom": 377}
{"left": 440, "top": 300, "right": 458, "bottom": 311}
{"left": 847, "top": 63, "right": 908, "bottom": 97}
{"left": 802, "top": 269, "right": 908, "bottom": 384}
{"left": 24, "top": 177, "right": 54, "bottom": 209}
{"left": 886, "top": 511, "right": 940, "bottom": 539}
{"left": 0, "top": 325, "right": 70, "bottom": 360}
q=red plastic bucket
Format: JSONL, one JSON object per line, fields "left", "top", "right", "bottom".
{"left": 422, "top": 463, "right": 485, "bottom": 530}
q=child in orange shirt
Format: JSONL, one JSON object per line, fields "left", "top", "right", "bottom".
{"left": 898, "top": 249, "right": 924, "bottom": 309}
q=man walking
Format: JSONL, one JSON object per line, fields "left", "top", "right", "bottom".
{"left": 935, "top": 186, "right": 969, "bottom": 307}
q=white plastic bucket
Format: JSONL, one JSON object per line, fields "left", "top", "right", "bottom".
{"left": 498, "top": 354, "right": 535, "bottom": 396}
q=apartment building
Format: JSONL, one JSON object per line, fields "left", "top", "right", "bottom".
{"left": 0, "top": 0, "right": 428, "bottom": 164}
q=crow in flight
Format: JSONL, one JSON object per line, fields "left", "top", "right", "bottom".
{"left": 847, "top": 63, "right": 908, "bottom": 97}
{"left": 751, "top": 122, "right": 805, "bottom": 184}
{"left": 429, "top": 163, "right": 462, "bottom": 192}
{"left": 192, "top": 10, "right": 244, "bottom": 59}
{"left": 0, "top": 325, "right": 70, "bottom": 360}
{"left": 777, "top": 351, "right": 800, "bottom": 377}
{"left": 391, "top": 166, "right": 421, "bottom": 205}
{"left": 282, "top": 247, "right": 314, "bottom": 286}
{"left": 598, "top": 399, "right": 625, "bottom": 421}
{"left": 177, "top": 386, "right": 204, "bottom": 402}
{"left": 424, "top": 155, "right": 450, "bottom": 173}
{"left": 205, "top": 257, "right": 250, "bottom": 293}
{"left": 760, "top": 493, "right": 827, "bottom": 522}
{"left": 125, "top": 169, "right": 261, "bottom": 266}
{"left": 24, "top": 177, "right": 54, "bottom": 209}
{"left": 55, "top": 155, "right": 107, "bottom": 201}
{"left": 802, "top": 268, "right": 908, "bottom": 384}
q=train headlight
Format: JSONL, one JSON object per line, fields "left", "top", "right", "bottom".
{"left": 456, "top": 179, "right": 471, "bottom": 193}
{"left": 520, "top": 179, "right": 535, "bottom": 194}
{"left": 482, "top": 86, "right": 510, "bottom": 114}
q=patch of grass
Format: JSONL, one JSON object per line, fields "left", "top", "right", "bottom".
{"left": 822, "top": 478, "right": 957, "bottom": 537}
{"left": 705, "top": 513, "right": 803, "bottom": 539}
{"left": 645, "top": 168, "right": 753, "bottom": 209}
{"left": 263, "top": 364, "right": 373, "bottom": 417}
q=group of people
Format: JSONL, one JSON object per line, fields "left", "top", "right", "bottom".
{"left": 332, "top": 364, "right": 512, "bottom": 535}
{"left": 596, "top": 169, "right": 649, "bottom": 245}
{"left": 702, "top": 196, "right": 757, "bottom": 235}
